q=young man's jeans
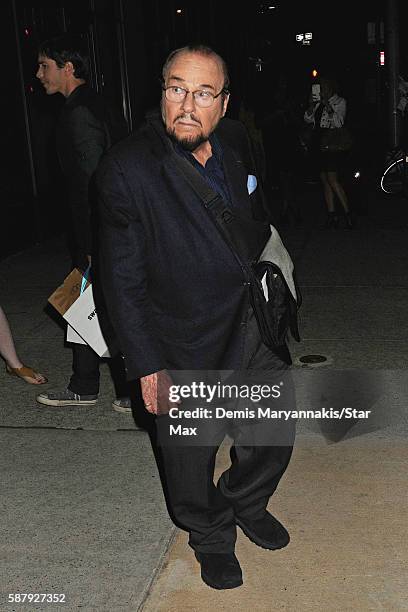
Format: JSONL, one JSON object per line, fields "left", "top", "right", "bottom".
{"left": 68, "top": 344, "right": 129, "bottom": 398}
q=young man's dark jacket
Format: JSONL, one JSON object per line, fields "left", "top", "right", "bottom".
{"left": 97, "top": 112, "right": 277, "bottom": 380}
{"left": 56, "top": 83, "right": 127, "bottom": 270}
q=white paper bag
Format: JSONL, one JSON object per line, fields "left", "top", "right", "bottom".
{"left": 66, "top": 324, "right": 86, "bottom": 345}
{"left": 63, "top": 285, "right": 110, "bottom": 357}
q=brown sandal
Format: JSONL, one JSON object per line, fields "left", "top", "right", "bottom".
{"left": 6, "top": 364, "right": 48, "bottom": 385}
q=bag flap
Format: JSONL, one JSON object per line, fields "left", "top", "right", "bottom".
{"left": 257, "top": 226, "right": 298, "bottom": 303}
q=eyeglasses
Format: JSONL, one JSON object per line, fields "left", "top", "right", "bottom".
{"left": 162, "top": 85, "right": 228, "bottom": 108}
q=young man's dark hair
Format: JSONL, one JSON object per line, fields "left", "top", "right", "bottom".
{"left": 38, "top": 33, "right": 90, "bottom": 80}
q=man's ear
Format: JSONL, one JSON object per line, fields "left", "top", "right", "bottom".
{"left": 222, "top": 93, "right": 230, "bottom": 117}
{"left": 64, "top": 61, "right": 75, "bottom": 77}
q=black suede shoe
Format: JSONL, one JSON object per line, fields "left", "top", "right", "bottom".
{"left": 194, "top": 552, "right": 243, "bottom": 590}
{"left": 236, "top": 511, "right": 290, "bottom": 550}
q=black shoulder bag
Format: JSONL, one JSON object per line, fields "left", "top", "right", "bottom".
{"left": 169, "top": 152, "right": 301, "bottom": 362}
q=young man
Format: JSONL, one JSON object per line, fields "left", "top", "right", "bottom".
{"left": 35, "top": 34, "right": 131, "bottom": 413}
{"left": 97, "top": 45, "right": 297, "bottom": 589}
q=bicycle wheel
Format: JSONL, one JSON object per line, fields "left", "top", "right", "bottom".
{"left": 380, "top": 156, "right": 407, "bottom": 194}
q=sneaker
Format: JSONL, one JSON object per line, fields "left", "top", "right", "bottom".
{"left": 112, "top": 397, "right": 132, "bottom": 414}
{"left": 36, "top": 388, "right": 98, "bottom": 407}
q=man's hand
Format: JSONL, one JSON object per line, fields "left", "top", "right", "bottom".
{"left": 140, "top": 369, "right": 180, "bottom": 415}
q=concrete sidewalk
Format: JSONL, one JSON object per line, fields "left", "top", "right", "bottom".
{"left": 1, "top": 184, "right": 408, "bottom": 610}
{"left": 143, "top": 435, "right": 407, "bottom": 611}
{"left": 0, "top": 239, "right": 174, "bottom": 611}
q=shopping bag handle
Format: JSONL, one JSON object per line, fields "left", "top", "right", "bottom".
{"left": 80, "top": 265, "right": 91, "bottom": 294}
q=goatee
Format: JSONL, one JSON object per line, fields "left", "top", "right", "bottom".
{"left": 166, "top": 127, "right": 207, "bottom": 152}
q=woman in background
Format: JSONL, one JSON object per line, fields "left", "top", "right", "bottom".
{"left": 304, "top": 77, "right": 352, "bottom": 229}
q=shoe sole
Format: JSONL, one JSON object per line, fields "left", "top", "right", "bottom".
{"left": 36, "top": 397, "right": 97, "bottom": 407}
{"left": 194, "top": 553, "right": 243, "bottom": 590}
{"left": 236, "top": 518, "right": 290, "bottom": 551}
{"left": 112, "top": 404, "right": 132, "bottom": 414}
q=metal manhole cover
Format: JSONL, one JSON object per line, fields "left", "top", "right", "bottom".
{"left": 298, "top": 354, "right": 327, "bottom": 364}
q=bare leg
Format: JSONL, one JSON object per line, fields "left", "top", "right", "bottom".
{"left": 0, "top": 306, "right": 23, "bottom": 369}
{"left": 327, "top": 171, "right": 349, "bottom": 213}
{"left": 0, "top": 305, "right": 47, "bottom": 383}
{"left": 320, "top": 171, "right": 335, "bottom": 212}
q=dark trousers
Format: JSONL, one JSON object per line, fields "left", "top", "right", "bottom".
{"left": 68, "top": 343, "right": 129, "bottom": 398}
{"left": 158, "top": 309, "right": 296, "bottom": 553}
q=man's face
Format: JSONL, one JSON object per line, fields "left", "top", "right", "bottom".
{"left": 36, "top": 55, "right": 66, "bottom": 95}
{"left": 161, "top": 51, "right": 229, "bottom": 151}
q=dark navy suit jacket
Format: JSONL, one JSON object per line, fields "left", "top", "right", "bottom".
{"left": 97, "top": 113, "right": 271, "bottom": 380}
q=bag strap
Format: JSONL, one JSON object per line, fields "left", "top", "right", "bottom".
{"left": 169, "top": 151, "right": 299, "bottom": 305}
{"left": 169, "top": 152, "right": 253, "bottom": 276}
{"left": 170, "top": 152, "right": 235, "bottom": 218}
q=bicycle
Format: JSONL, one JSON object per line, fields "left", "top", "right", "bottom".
{"left": 380, "top": 146, "right": 408, "bottom": 196}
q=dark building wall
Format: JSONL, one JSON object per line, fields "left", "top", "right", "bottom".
{"left": 2, "top": 0, "right": 130, "bottom": 260}
{"left": 2, "top": 0, "right": 406, "bottom": 260}
{"left": 0, "top": 1, "right": 42, "bottom": 259}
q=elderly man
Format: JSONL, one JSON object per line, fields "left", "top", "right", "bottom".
{"left": 97, "top": 44, "right": 297, "bottom": 589}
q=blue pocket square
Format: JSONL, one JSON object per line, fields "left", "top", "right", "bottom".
{"left": 247, "top": 174, "right": 257, "bottom": 194}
